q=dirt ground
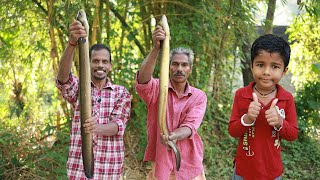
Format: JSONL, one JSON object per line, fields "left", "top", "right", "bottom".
{"left": 123, "top": 150, "right": 156, "bottom": 180}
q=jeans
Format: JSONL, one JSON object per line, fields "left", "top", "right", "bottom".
{"left": 232, "top": 165, "right": 281, "bottom": 180}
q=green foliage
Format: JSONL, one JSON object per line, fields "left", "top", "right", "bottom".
{"left": 0, "top": 0, "right": 320, "bottom": 179}
{"left": 294, "top": 80, "right": 320, "bottom": 135}
{"left": 0, "top": 123, "right": 69, "bottom": 179}
{"left": 287, "top": 12, "right": 320, "bottom": 89}
{"left": 125, "top": 98, "right": 148, "bottom": 161}
{"left": 282, "top": 135, "right": 320, "bottom": 179}
{"left": 312, "top": 62, "right": 320, "bottom": 73}
{"left": 280, "top": 79, "right": 320, "bottom": 179}
{"left": 298, "top": 0, "right": 320, "bottom": 19}
{"left": 199, "top": 121, "right": 237, "bottom": 179}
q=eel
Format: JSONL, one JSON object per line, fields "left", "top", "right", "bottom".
{"left": 158, "top": 15, "right": 181, "bottom": 171}
{"left": 77, "top": 9, "right": 94, "bottom": 178}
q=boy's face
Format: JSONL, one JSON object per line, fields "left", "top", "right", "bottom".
{"left": 251, "top": 50, "right": 288, "bottom": 90}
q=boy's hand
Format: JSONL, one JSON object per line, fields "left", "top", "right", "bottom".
{"left": 265, "top": 98, "right": 281, "bottom": 127}
{"left": 246, "top": 92, "right": 261, "bottom": 123}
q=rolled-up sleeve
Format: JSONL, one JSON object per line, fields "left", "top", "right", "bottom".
{"left": 135, "top": 73, "right": 159, "bottom": 106}
{"left": 180, "top": 91, "right": 207, "bottom": 138}
{"left": 55, "top": 73, "right": 79, "bottom": 104}
{"left": 110, "top": 87, "right": 131, "bottom": 136}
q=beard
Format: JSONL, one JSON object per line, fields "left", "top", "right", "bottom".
{"left": 92, "top": 74, "right": 106, "bottom": 80}
{"left": 92, "top": 70, "right": 107, "bottom": 81}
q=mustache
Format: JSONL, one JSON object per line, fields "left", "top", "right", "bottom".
{"left": 173, "top": 71, "right": 185, "bottom": 76}
{"left": 94, "top": 68, "right": 106, "bottom": 72}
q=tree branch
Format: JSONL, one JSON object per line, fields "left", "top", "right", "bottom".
{"left": 31, "top": 0, "right": 68, "bottom": 36}
{"left": 31, "top": 0, "right": 47, "bottom": 14}
{"left": 109, "top": 2, "right": 146, "bottom": 56}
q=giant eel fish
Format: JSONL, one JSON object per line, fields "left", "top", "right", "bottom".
{"left": 158, "top": 15, "right": 181, "bottom": 171}
{"left": 77, "top": 9, "right": 94, "bottom": 178}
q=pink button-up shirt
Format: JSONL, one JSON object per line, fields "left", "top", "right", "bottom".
{"left": 56, "top": 74, "right": 131, "bottom": 180}
{"left": 135, "top": 76, "right": 207, "bottom": 180}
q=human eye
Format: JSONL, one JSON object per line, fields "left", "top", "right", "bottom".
{"left": 182, "top": 63, "right": 189, "bottom": 67}
{"left": 102, "top": 60, "right": 109, "bottom": 64}
{"left": 171, "top": 62, "right": 178, "bottom": 66}
{"left": 92, "top": 59, "right": 99, "bottom": 64}
{"left": 256, "top": 63, "right": 263, "bottom": 67}
{"left": 273, "top": 65, "right": 280, "bottom": 69}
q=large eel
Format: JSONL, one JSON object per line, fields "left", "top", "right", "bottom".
{"left": 77, "top": 9, "right": 94, "bottom": 178}
{"left": 158, "top": 15, "right": 181, "bottom": 171}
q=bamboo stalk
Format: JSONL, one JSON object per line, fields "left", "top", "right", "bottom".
{"left": 77, "top": 9, "right": 94, "bottom": 178}
{"left": 158, "top": 15, "right": 181, "bottom": 171}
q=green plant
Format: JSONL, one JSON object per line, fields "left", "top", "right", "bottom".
{"left": 295, "top": 80, "right": 320, "bottom": 135}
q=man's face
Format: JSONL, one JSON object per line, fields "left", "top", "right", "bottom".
{"left": 169, "top": 53, "right": 192, "bottom": 84}
{"left": 90, "top": 49, "right": 112, "bottom": 81}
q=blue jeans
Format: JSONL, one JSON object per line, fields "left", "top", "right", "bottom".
{"left": 232, "top": 165, "right": 281, "bottom": 180}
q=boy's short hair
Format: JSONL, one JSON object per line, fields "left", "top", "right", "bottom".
{"left": 169, "top": 47, "right": 194, "bottom": 67}
{"left": 251, "top": 34, "right": 291, "bottom": 68}
{"left": 89, "top": 43, "right": 112, "bottom": 63}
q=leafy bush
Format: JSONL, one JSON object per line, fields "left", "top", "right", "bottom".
{"left": 0, "top": 123, "right": 69, "bottom": 179}
{"left": 282, "top": 135, "right": 320, "bottom": 179}
{"left": 294, "top": 80, "right": 320, "bottom": 136}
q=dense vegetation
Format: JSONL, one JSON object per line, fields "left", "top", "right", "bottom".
{"left": 0, "top": 0, "right": 319, "bottom": 179}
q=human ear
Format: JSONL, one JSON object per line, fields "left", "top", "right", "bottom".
{"left": 250, "top": 63, "right": 254, "bottom": 72}
{"left": 282, "top": 67, "right": 288, "bottom": 77}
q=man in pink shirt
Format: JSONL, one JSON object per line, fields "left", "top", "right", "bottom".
{"left": 135, "top": 25, "right": 207, "bottom": 180}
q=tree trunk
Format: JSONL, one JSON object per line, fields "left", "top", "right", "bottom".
{"left": 117, "top": 0, "right": 130, "bottom": 78}
{"left": 92, "top": 0, "right": 101, "bottom": 44}
{"left": 241, "top": 0, "right": 276, "bottom": 86}
{"left": 241, "top": 37, "right": 254, "bottom": 86}
{"left": 46, "top": 0, "right": 72, "bottom": 123}
{"left": 264, "top": 0, "right": 276, "bottom": 34}
{"left": 106, "top": 0, "right": 111, "bottom": 43}
{"left": 47, "top": 0, "right": 59, "bottom": 74}
{"left": 109, "top": 2, "right": 146, "bottom": 56}
{"left": 140, "top": 0, "right": 152, "bottom": 51}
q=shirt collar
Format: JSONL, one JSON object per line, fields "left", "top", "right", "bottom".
{"left": 91, "top": 77, "right": 114, "bottom": 90}
{"left": 242, "top": 82, "right": 291, "bottom": 100}
{"left": 168, "top": 80, "right": 192, "bottom": 97}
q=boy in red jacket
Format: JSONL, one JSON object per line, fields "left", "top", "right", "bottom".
{"left": 228, "top": 34, "right": 298, "bottom": 180}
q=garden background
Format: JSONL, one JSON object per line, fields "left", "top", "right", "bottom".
{"left": 0, "top": 0, "right": 319, "bottom": 179}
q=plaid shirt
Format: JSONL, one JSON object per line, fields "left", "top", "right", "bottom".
{"left": 56, "top": 74, "right": 131, "bottom": 180}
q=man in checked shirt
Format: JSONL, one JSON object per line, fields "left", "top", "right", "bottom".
{"left": 56, "top": 20, "right": 131, "bottom": 179}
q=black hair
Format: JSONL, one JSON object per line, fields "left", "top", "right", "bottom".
{"left": 251, "top": 34, "right": 291, "bottom": 68}
{"left": 89, "top": 43, "right": 112, "bottom": 63}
